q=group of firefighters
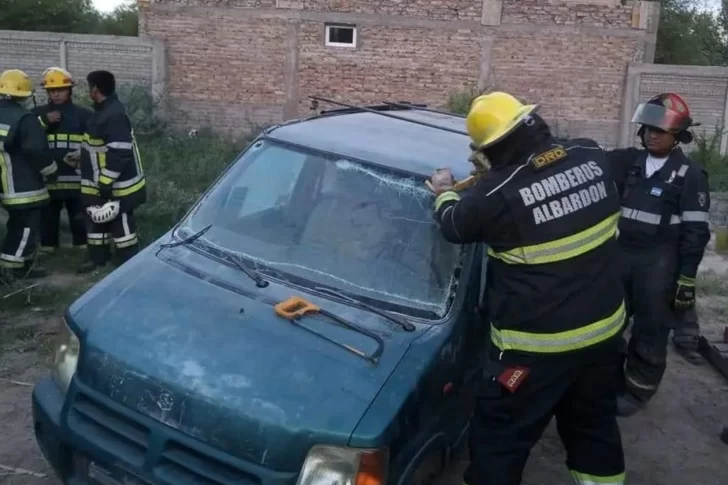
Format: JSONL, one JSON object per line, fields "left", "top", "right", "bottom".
{"left": 430, "top": 91, "right": 711, "bottom": 485}
{"left": 0, "top": 67, "right": 146, "bottom": 283}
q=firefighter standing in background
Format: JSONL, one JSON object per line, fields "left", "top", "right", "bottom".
{"left": 607, "top": 93, "right": 711, "bottom": 417}
{"left": 429, "top": 92, "right": 626, "bottom": 485}
{"left": 32, "top": 67, "right": 92, "bottom": 254}
{"left": 79, "top": 70, "right": 146, "bottom": 274}
{"left": 0, "top": 69, "right": 58, "bottom": 282}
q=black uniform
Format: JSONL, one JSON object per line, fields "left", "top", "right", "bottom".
{"left": 32, "top": 101, "right": 92, "bottom": 249}
{"left": 436, "top": 138, "right": 626, "bottom": 485}
{"left": 80, "top": 93, "right": 146, "bottom": 265}
{"left": 608, "top": 147, "right": 711, "bottom": 402}
{"left": 0, "top": 99, "right": 57, "bottom": 272}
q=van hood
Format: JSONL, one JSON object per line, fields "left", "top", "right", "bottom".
{"left": 69, "top": 246, "right": 422, "bottom": 471}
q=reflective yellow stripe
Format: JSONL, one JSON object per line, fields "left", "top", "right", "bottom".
{"left": 0, "top": 259, "right": 24, "bottom": 269}
{"left": 69, "top": 134, "right": 84, "bottom": 142}
{"left": 47, "top": 182, "right": 81, "bottom": 191}
{"left": 115, "top": 236, "right": 139, "bottom": 249}
{"left": 41, "top": 161, "right": 58, "bottom": 176}
{"left": 113, "top": 177, "right": 145, "bottom": 197}
{"left": 38, "top": 116, "right": 47, "bottom": 129}
{"left": 83, "top": 134, "right": 105, "bottom": 146}
{"left": 434, "top": 190, "right": 460, "bottom": 212}
{"left": 47, "top": 134, "right": 55, "bottom": 142}
{"left": 488, "top": 212, "right": 619, "bottom": 265}
{"left": 1, "top": 192, "right": 50, "bottom": 206}
{"left": 0, "top": 129, "right": 8, "bottom": 137}
{"left": 678, "top": 275, "right": 696, "bottom": 285}
{"left": 56, "top": 133, "right": 68, "bottom": 141}
{"left": 99, "top": 175, "right": 114, "bottom": 186}
{"left": 491, "top": 302, "right": 626, "bottom": 353}
{"left": 0, "top": 153, "right": 8, "bottom": 195}
{"left": 570, "top": 470, "right": 625, "bottom": 485}
{"left": 99, "top": 152, "right": 107, "bottom": 169}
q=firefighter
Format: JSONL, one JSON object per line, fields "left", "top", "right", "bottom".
{"left": 429, "top": 92, "right": 626, "bottom": 485}
{"left": 607, "top": 93, "right": 711, "bottom": 417}
{"left": 79, "top": 70, "right": 146, "bottom": 273}
{"left": 0, "top": 69, "right": 58, "bottom": 282}
{"left": 32, "top": 67, "right": 92, "bottom": 254}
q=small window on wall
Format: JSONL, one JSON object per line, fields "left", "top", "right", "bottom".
{"left": 325, "top": 24, "right": 357, "bottom": 47}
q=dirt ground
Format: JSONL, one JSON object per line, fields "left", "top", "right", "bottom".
{"left": 1, "top": 240, "right": 727, "bottom": 485}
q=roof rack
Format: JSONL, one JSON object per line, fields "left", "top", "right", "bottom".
{"left": 308, "top": 96, "right": 469, "bottom": 136}
{"left": 381, "top": 101, "right": 466, "bottom": 119}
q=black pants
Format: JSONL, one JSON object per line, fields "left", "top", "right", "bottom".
{"left": 85, "top": 210, "right": 139, "bottom": 265}
{"left": 464, "top": 341, "right": 625, "bottom": 485}
{"left": 40, "top": 196, "right": 87, "bottom": 249}
{"left": 1, "top": 207, "right": 42, "bottom": 270}
{"left": 620, "top": 245, "right": 677, "bottom": 402}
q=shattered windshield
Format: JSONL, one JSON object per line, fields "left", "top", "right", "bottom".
{"left": 181, "top": 138, "right": 462, "bottom": 319}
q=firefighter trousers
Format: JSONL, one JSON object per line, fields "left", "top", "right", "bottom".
{"left": 620, "top": 245, "right": 677, "bottom": 403}
{"left": 85, "top": 210, "right": 139, "bottom": 265}
{"left": 1, "top": 207, "right": 42, "bottom": 270}
{"left": 41, "top": 197, "right": 87, "bottom": 249}
{"left": 464, "top": 340, "right": 625, "bottom": 485}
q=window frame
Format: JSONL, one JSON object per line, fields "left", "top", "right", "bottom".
{"left": 324, "top": 23, "right": 357, "bottom": 48}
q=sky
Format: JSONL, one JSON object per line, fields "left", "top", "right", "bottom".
{"left": 92, "top": 0, "right": 129, "bottom": 13}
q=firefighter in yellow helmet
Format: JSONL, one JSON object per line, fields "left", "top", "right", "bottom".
{"left": 31, "top": 67, "right": 92, "bottom": 254}
{"left": 428, "top": 92, "right": 626, "bottom": 485}
{"left": 0, "top": 69, "right": 58, "bottom": 283}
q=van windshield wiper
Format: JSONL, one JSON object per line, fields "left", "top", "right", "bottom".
{"left": 161, "top": 224, "right": 212, "bottom": 248}
{"left": 313, "top": 287, "right": 416, "bottom": 332}
{"left": 220, "top": 250, "right": 269, "bottom": 289}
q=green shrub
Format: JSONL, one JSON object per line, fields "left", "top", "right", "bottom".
{"left": 446, "top": 89, "right": 479, "bottom": 116}
{"left": 134, "top": 133, "right": 252, "bottom": 245}
{"left": 688, "top": 129, "right": 728, "bottom": 191}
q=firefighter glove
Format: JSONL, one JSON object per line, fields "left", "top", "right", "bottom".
{"left": 99, "top": 183, "right": 113, "bottom": 200}
{"left": 429, "top": 168, "right": 455, "bottom": 195}
{"left": 674, "top": 275, "right": 696, "bottom": 309}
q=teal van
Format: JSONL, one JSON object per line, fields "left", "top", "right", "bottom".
{"left": 32, "top": 102, "right": 491, "bottom": 485}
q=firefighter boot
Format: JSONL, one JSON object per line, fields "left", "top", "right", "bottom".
{"left": 672, "top": 308, "right": 704, "bottom": 365}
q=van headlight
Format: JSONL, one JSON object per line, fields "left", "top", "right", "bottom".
{"left": 296, "top": 446, "right": 388, "bottom": 485}
{"left": 52, "top": 318, "right": 80, "bottom": 393}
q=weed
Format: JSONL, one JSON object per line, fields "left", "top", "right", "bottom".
{"left": 688, "top": 128, "right": 728, "bottom": 191}
{"left": 716, "top": 227, "right": 728, "bottom": 254}
{"left": 697, "top": 270, "right": 728, "bottom": 297}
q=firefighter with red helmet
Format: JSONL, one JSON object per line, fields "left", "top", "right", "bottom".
{"left": 608, "top": 93, "right": 711, "bottom": 417}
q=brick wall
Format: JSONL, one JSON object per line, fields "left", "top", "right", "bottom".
{"left": 0, "top": 30, "right": 164, "bottom": 98}
{"left": 141, "top": 0, "right": 659, "bottom": 144}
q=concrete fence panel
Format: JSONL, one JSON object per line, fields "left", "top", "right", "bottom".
{"left": 0, "top": 30, "right": 165, "bottom": 99}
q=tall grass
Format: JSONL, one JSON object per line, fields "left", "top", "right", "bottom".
{"left": 689, "top": 129, "right": 728, "bottom": 192}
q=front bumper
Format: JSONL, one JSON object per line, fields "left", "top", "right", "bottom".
{"left": 33, "top": 376, "right": 298, "bottom": 485}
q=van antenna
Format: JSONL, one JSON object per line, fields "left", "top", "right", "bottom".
{"left": 309, "top": 96, "right": 469, "bottom": 136}
{"left": 381, "top": 101, "right": 466, "bottom": 119}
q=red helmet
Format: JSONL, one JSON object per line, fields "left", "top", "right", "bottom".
{"left": 631, "top": 92, "right": 694, "bottom": 134}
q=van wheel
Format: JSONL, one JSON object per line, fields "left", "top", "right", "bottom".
{"left": 411, "top": 449, "right": 445, "bottom": 485}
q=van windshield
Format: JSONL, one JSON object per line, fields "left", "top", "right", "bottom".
{"left": 180, "top": 138, "right": 462, "bottom": 319}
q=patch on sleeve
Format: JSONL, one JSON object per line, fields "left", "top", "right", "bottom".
{"left": 531, "top": 146, "right": 567, "bottom": 170}
{"left": 698, "top": 192, "right": 707, "bottom": 207}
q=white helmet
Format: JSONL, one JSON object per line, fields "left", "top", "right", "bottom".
{"left": 86, "top": 200, "right": 120, "bottom": 224}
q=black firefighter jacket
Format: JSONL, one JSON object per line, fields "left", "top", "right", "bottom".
{"left": 434, "top": 137, "right": 626, "bottom": 355}
{"left": 32, "top": 101, "right": 92, "bottom": 199}
{"left": 607, "top": 147, "right": 711, "bottom": 280}
{"left": 0, "top": 99, "right": 57, "bottom": 210}
{"left": 80, "top": 93, "right": 146, "bottom": 212}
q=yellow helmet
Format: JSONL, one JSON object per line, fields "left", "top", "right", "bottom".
{"left": 0, "top": 69, "right": 34, "bottom": 98}
{"left": 466, "top": 92, "right": 539, "bottom": 149}
{"left": 41, "top": 67, "right": 74, "bottom": 90}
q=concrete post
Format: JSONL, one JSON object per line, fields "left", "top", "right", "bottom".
{"left": 59, "top": 40, "right": 67, "bottom": 69}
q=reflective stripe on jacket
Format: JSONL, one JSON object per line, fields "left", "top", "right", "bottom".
{"left": 434, "top": 138, "right": 625, "bottom": 354}
{"left": 32, "top": 102, "right": 92, "bottom": 196}
{"left": 80, "top": 93, "right": 146, "bottom": 212}
{"left": 0, "top": 99, "right": 55, "bottom": 209}
{"left": 608, "top": 147, "right": 712, "bottom": 279}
